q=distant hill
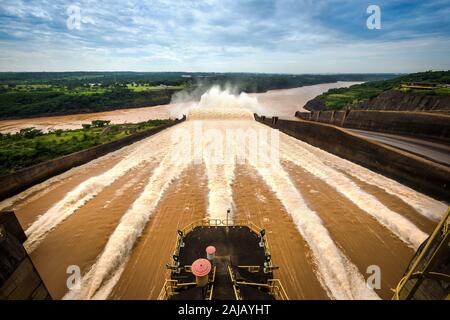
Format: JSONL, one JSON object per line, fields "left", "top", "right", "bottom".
{"left": 305, "top": 71, "right": 450, "bottom": 112}
{"left": 0, "top": 71, "right": 397, "bottom": 92}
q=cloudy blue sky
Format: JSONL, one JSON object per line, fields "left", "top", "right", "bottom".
{"left": 0, "top": 0, "right": 449, "bottom": 73}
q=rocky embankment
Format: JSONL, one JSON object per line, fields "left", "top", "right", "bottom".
{"left": 305, "top": 89, "right": 450, "bottom": 113}
{"left": 303, "top": 98, "right": 328, "bottom": 111}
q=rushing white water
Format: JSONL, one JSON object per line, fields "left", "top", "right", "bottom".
{"left": 81, "top": 120, "right": 378, "bottom": 299}
{"left": 205, "top": 161, "right": 236, "bottom": 220}
{"left": 202, "top": 121, "right": 237, "bottom": 221}
{"left": 247, "top": 140, "right": 380, "bottom": 299}
{"left": 64, "top": 146, "right": 190, "bottom": 299}
{"left": 278, "top": 130, "right": 447, "bottom": 221}
{"left": 24, "top": 130, "right": 174, "bottom": 253}
{"left": 188, "top": 107, "right": 255, "bottom": 121}
{"left": 279, "top": 132, "right": 428, "bottom": 249}
{"left": 0, "top": 144, "right": 135, "bottom": 212}
{"left": 67, "top": 87, "right": 441, "bottom": 299}
{"left": 172, "top": 86, "right": 264, "bottom": 119}
{"left": 183, "top": 94, "right": 270, "bottom": 220}
{"left": 5, "top": 85, "right": 444, "bottom": 300}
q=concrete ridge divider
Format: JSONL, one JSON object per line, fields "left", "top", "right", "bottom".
{"left": 0, "top": 117, "right": 186, "bottom": 201}
{"left": 255, "top": 114, "right": 449, "bottom": 201}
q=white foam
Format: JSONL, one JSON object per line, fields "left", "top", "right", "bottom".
{"left": 188, "top": 107, "right": 254, "bottom": 120}
{"left": 279, "top": 128, "right": 447, "bottom": 221}
{"left": 63, "top": 151, "right": 190, "bottom": 299}
{"left": 203, "top": 121, "right": 237, "bottom": 220}
{"left": 247, "top": 141, "right": 380, "bottom": 299}
{"left": 205, "top": 161, "right": 235, "bottom": 220}
{"left": 279, "top": 132, "right": 428, "bottom": 249}
{"left": 182, "top": 86, "right": 263, "bottom": 120}
{"left": 0, "top": 142, "right": 139, "bottom": 212}
{"left": 24, "top": 129, "right": 174, "bottom": 253}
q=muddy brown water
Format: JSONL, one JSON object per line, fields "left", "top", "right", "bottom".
{"left": 0, "top": 82, "right": 361, "bottom": 133}
{"left": 111, "top": 164, "right": 208, "bottom": 299}
{"left": 0, "top": 84, "right": 445, "bottom": 300}
{"left": 282, "top": 160, "right": 415, "bottom": 299}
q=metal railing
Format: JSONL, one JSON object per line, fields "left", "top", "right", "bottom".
{"left": 157, "top": 267, "right": 216, "bottom": 300}
{"left": 206, "top": 266, "right": 217, "bottom": 300}
{"left": 157, "top": 280, "right": 178, "bottom": 300}
{"left": 392, "top": 208, "right": 450, "bottom": 300}
{"left": 228, "top": 266, "right": 289, "bottom": 300}
{"left": 160, "top": 217, "right": 287, "bottom": 300}
{"left": 268, "top": 279, "right": 289, "bottom": 300}
{"left": 228, "top": 266, "right": 241, "bottom": 300}
{"left": 179, "top": 218, "right": 264, "bottom": 235}
{"left": 238, "top": 265, "right": 261, "bottom": 273}
{"left": 171, "top": 218, "right": 273, "bottom": 265}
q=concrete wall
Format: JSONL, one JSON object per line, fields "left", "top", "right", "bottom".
{"left": 255, "top": 114, "right": 450, "bottom": 201}
{"left": 331, "top": 111, "right": 347, "bottom": 126}
{"left": 318, "top": 111, "right": 333, "bottom": 123}
{"left": 0, "top": 118, "right": 185, "bottom": 201}
{"left": 296, "top": 110, "right": 450, "bottom": 142}
{"left": 343, "top": 111, "right": 450, "bottom": 142}
{"left": 0, "top": 211, "right": 52, "bottom": 300}
{"left": 295, "top": 111, "right": 310, "bottom": 121}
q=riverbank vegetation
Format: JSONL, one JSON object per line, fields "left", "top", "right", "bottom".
{"left": 0, "top": 72, "right": 397, "bottom": 119}
{"left": 313, "top": 71, "right": 450, "bottom": 110}
{"left": 0, "top": 119, "right": 172, "bottom": 175}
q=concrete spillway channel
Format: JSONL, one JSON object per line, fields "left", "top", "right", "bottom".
{"left": 0, "top": 99, "right": 447, "bottom": 300}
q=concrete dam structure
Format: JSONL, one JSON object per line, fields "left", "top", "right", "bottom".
{"left": 295, "top": 110, "right": 450, "bottom": 143}
{"left": 0, "top": 87, "right": 448, "bottom": 300}
{"left": 263, "top": 114, "right": 449, "bottom": 200}
{"left": 0, "top": 211, "right": 51, "bottom": 299}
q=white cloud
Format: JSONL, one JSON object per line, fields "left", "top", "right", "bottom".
{"left": 0, "top": 0, "right": 449, "bottom": 72}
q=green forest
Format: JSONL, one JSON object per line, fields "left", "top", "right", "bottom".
{"left": 0, "top": 72, "right": 397, "bottom": 119}
{"left": 0, "top": 119, "right": 172, "bottom": 175}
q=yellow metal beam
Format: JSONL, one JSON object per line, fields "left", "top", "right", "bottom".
{"left": 392, "top": 208, "right": 450, "bottom": 300}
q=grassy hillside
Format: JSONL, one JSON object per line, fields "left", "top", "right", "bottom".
{"left": 0, "top": 119, "right": 171, "bottom": 175}
{"left": 314, "top": 71, "right": 450, "bottom": 110}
